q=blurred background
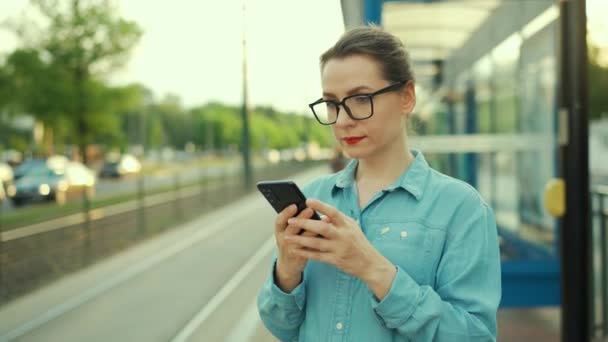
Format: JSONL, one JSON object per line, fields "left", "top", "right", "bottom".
{"left": 0, "top": 0, "right": 606, "bottom": 341}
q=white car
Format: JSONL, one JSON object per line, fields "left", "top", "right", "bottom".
{"left": 0, "top": 162, "right": 13, "bottom": 184}
{"left": 99, "top": 154, "right": 142, "bottom": 178}
{"left": 0, "top": 162, "right": 12, "bottom": 203}
{"left": 0, "top": 179, "right": 5, "bottom": 203}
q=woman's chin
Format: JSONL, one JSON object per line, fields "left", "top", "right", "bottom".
{"left": 341, "top": 146, "right": 371, "bottom": 160}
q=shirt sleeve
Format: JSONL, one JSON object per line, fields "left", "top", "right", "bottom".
{"left": 257, "top": 257, "right": 307, "bottom": 342}
{"left": 370, "top": 196, "right": 501, "bottom": 341}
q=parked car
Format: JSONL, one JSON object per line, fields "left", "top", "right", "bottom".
{"left": 13, "top": 159, "right": 45, "bottom": 181}
{"left": 99, "top": 154, "right": 142, "bottom": 178}
{"left": 13, "top": 155, "right": 68, "bottom": 180}
{"left": 6, "top": 161, "right": 96, "bottom": 206}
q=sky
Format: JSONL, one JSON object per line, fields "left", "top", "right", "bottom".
{"left": 0, "top": 0, "right": 345, "bottom": 113}
{"left": 1, "top": 0, "right": 607, "bottom": 112}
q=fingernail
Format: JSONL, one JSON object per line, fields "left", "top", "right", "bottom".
{"left": 288, "top": 218, "right": 296, "bottom": 224}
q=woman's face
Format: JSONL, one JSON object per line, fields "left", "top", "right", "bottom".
{"left": 320, "top": 54, "right": 415, "bottom": 160}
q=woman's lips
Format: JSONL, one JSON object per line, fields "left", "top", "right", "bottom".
{"left": 343, "top": 136, "right": 365, "bottom": 145}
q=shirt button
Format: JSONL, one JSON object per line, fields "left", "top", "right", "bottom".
{"left": 336, "top": 322, "right": 343, "bottom": 330}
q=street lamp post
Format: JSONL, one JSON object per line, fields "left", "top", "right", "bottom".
{"left": 558, "top": 0, "right": 590, "bottom": 341}
{"left": 241, "top": 0, "right": 253, "bottom": 189}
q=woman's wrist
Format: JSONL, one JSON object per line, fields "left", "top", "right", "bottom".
{"left": 275, "top": 258, "right": 302, "bottom": 293}
{"left": 360, "top": 253, "right": 397, "bottom": 301}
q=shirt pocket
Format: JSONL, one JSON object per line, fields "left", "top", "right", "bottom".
{"left": 368, "top": 221, "right": 439, "bottom": 285}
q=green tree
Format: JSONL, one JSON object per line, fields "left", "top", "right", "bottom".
{"left": 7, "top": 0, "right": 143, "bottom": 163}
{"left": 156, "top": 94, "right": 192, "bottom": 149}
{"left": 109, "top": 83, "right": 152, "bottom": 150}
{"left": 589, "top": 44, "right": 608, "bottom": 121}
{"left": 1, "top": 48, "right": 72, "bottom": 154}
{"left": 188, "top": 103, "right": 332, "bottom": 153}
{"left": 0, "top": 64, "right": 12, "bottom": 111}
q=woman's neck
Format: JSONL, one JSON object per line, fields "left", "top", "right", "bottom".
{"left": 355, "top": 137, "right": 415, "bottom": 188}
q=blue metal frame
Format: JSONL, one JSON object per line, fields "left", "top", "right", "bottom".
{"left": 498, "top": 224, "right": 560, "bottom": 307}
{"left": 464, "top": 83, "right": 479, "bottom": 188}
{"left": 363, "top": 0, "right": 382, "bottom": 25}
{"left": 501, "top": 260, "right": 560, "bottom": 307}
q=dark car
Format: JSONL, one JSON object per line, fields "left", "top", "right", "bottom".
{"left": 7, "top": 161, "right": 96, "bottom": 206}
{"left": 13, "top": 155, "right": 68, "bottom": 180}
{"left": 13, "top": 159, "right": 46, "bottom": 180}
{"left": 99, "top": 154, "right": 142, "bottom": 178}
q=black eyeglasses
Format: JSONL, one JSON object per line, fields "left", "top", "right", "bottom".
{"left": 308, "top": 80, "right": 407, "bottom": 125}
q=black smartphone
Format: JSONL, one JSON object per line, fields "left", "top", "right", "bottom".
{"left": 256, "top": 180, "right": 321, "bottom": 220}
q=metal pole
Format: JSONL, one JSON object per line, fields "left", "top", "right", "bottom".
{"left": 240, "top": 0, "right": 253, "bottom": 190}
{"left": 0, "top": 201, "right": 3, "bottom": 302}
{"left": 599, "top": 193, "right": 608, "bottom": 337}
{"left": 558, "top": 0, "right": 590, "bottom": 341}
{"left": 173, "top": 171, "right": 181, "bottom": 219}
{"left": 137, "top": 172, "right": 145, "bottom": 235}
{"left": 200, "top": 162, "right": 206, "bottom": 205}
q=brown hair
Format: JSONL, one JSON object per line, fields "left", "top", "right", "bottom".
{"left": 320, "top": 25, "right": 415, "bottom": 83}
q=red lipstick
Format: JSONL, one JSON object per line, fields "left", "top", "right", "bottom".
{"left": 343, "top": 136, "right": 365, "bottom": 145}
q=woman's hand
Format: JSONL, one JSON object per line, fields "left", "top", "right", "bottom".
{"left": 274, "top": 204, "right": 327, "bottom": 293}
{"left": 285, "top": 199, "right": 397, "bottom": 300}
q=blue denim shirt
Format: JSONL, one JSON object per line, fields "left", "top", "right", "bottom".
{"left": 257, "top": 151, "right": 501, "bottom": 341}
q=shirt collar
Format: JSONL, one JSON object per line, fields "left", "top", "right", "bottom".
{"left": 333, "top": 150, "right": 430, "bottom": 201}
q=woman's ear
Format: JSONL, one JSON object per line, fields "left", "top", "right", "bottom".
{"left": 401, "top": 81, "right": 416, "bottom": 115}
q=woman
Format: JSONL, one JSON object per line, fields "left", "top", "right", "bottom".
{"left": 257, "top": 26, "right": 501, "bottom": 342}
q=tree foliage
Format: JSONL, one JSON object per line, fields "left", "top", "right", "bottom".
{"left": 589, "top": 44, "right": 608, "bottom": 121}
{"left": 0, "top": 0, "right": 332, "bottom": 157}
{"left": 2, "top": 0, "right": 143, "bottom": 162}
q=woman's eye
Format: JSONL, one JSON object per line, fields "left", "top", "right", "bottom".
{"left": 325, "top": 102, "right": 339, "bottom": 109}
{"left": 353, "top": 96, "right": 370, "bottom": 104}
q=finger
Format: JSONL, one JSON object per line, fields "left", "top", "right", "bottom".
{"left": 284, "top": 208, "right": 315, "bottom": 236}
{"left": 292, "top": 248, "right": 332, "bottom": 264}
{"left": 275, "top": 204, "right": 298, "bottom": 233}
{"left": 287, "top": 217, "right": 337, "bottom": 239}
{"left": 302, "top": 217, "right": 325, "bottom": 237}
{"left": 286, "top": 235, "right": 333, "bottom": 252}
{"left": 301, "top": 229, "right": 320, "bottom": 237}
{"left": 298, "top": 207, "right": 316, "bottom": 219}
{"left": 306, "top": 199, "right": 345, "bottom": 226}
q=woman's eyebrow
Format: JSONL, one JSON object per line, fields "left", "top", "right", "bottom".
{"left": 346, "top": 86, "right": 374, "bottom": 95}
{"left": 323, "top": 86, "right": 374, "bottom": 99}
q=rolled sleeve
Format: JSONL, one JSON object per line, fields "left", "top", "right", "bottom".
{"left": 371, "top": 265, "right": 421, "bottom": 329}
{"left": 268, "top": 260, "right": 306, "bottom": 310}
{"left": 257, "top": 259, "right": 307, "bottom": 340}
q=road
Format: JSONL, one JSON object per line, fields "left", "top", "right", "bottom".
{"left": 0, "top": 163, "right": 242, "bottom": 213}
{"left": 0, "top": 167, "right": 326, "bottom": 342}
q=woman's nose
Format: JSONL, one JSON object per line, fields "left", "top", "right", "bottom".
{"left": 335, "top": 105, "right": 355, "bottom": 127}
